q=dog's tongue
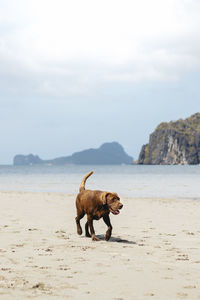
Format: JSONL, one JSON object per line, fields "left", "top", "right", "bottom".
{"left": 110, "top": 209, "right": 120, "bottom": 215}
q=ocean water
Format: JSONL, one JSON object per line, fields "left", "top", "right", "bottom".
{"left": 0, "top": 164, "right": 200, "bottom": 200}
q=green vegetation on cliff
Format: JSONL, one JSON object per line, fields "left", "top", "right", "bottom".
{"left": 157, "top": 113, "right": 200, "bottom": 134}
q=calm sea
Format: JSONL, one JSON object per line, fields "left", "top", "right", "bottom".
{"left": 0, "top": 164, "right": 200, "bottom": 200}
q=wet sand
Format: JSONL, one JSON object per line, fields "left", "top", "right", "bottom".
{"left": 0, "top": 191, "right": 200, "bottom": 299}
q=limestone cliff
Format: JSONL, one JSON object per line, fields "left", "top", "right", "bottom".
{"left": 137, "top": 113, "right": 200, "bottom": 165}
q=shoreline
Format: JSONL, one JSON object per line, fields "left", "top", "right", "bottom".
{"left": 0, "top": 191, "right": 199, "bottom": 299}
{"left": 0, "top": 190, "right": 200, "bottom": 202}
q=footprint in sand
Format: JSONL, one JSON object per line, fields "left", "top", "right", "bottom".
{"left": 0, "top": 275, "right": 6, "bottom": 281}
{"left": 182, "top": 230, "right": 195, "bottom": 235}
{"left": 166, "top": 247, "right": 178, "bottom": 252}
{"left": 30, "top": 265, "right": 39, "bottom": 269}
{"left": 58, "top": 265, "right": 70, "bottom": 271}
{"left": 1, "top": 267, "right": 11, "bottom": 272}
{"left": 45, "top": 248, "right": 53, "bottom": 252}
{"left": 144, "top": 292, "right": 155, "bottom": 297}
{"left": 15, "top": 244, "right": 25, "bottom": 248}
{"left": 56, "top": 258, "right": 64, "bottom": 262}
{"left": 146, "top": 252, "right": 154, "bottom": 255}
{"left": 39, "top": 266, "right": 50, "bottom": 270}
{"left": 55, "top": 230, "right": 69, "bottom": 240}
{"left": 77, "top": 257, "right": 87, "bottom": 262}
{"left": 32, "top": 282, "right": 48, "bottom": 291}
{"left": 177, "top": 292, "right": 188, "bottom": 298}
{"left": 166, "top": 233, "right": 176, "bottom": 236}
{"left": 0, "top": 249, "right": 7, "bottom": 253}
{"left": 176, "top": 254, "right": 189, "bottom": 261}
{"left": 56, "top": 230, "right": 65, "bottom": 233}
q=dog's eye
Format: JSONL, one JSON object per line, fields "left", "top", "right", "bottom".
{"left": 112, "top": 198, "right": 118, "bottom": 202}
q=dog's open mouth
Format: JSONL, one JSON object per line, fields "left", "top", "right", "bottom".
{"left": 109, "top": 208, "right": 120, "bottom": 215}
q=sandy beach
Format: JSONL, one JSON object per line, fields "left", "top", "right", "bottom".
{"left": 0, "top": 190, "right": 200, "bottom": 299}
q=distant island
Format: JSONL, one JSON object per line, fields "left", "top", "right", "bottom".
{"left": 13, "top": 142, "right": 133, "bottom": 166}
{"left": 137, "top": 112, "right": 200, "bottom": 165}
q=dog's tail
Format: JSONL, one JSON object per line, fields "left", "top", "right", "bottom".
{"left": 79, "top": 171, "right": 94, "bottom": 192}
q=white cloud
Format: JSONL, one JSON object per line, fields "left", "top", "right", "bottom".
{"left": 0, "top": 0, "right": 200, "bottom": 97}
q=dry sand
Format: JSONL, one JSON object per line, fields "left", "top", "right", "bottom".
{"left": 0, "top": 190, "right": 200, "bottom": 299}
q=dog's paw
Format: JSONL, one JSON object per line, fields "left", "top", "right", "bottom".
{"left": 105, "top": 234, "right": 111, "bottom": 241}
{"left": 92, "top": 235, "right": 100, "bottom": 241}
{"left": 105, "top": 229, "right": 112, "bottom": 241}
{"left": 77, "top": 227, "right": 82, "bottom": 235}
{"left": 85, "top": 233, "right": 91, "bottom": 238}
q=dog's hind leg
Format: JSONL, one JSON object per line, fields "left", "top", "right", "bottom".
{"left": 85, "top": 221, "right": 91, "bottom": 237}
{"left": 75, "top": 210, "right": 85, "bottom": 235}
{"left": 103, "top": 214, "right": 112, "bottom": 241}
{"left": 87, "top": 215, "right": 99, "bottom": 241}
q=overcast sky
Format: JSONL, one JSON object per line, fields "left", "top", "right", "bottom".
{"left": 0, "top": 0, "right": 200, "bottom": 164}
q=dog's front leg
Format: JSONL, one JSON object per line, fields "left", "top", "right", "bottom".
{"left": 87, "top": 215, "right": 99, "bottom": 241}
{"left": 103, "top": 214, "right": 112, "bottom": 241}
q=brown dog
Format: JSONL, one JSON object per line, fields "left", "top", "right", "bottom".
{"left": 75, "top": 171, "right": 123, "bottom": 241}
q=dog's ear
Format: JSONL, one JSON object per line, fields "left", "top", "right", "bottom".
{"left": 101, "top": 192, "right": 109, "bottom": 205}
{"left": 112, "top": 192, "right": 120, "bottom": 199}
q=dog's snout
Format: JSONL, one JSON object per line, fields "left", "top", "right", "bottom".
{"left": 119, "top": 203, "right": 123, "bottom": 209}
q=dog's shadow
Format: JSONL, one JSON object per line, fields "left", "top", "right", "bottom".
{"left": 96, "top": 234, "right": 136, "bottom": 244}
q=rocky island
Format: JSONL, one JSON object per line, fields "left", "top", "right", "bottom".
{"left": 137, "top": 113, "right": 200, "bottom": 165}
{"left": 13, "top": 142, "right": 133, "bottom": 166}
